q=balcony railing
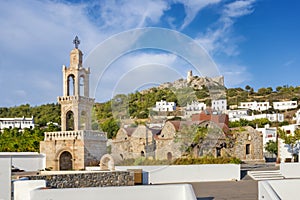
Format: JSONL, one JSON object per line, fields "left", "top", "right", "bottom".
{"left": 44, "top": 130, "right": 107, "bottom": 141}
{"left": 57, "top": 96, "right": 95, "bottom": 103}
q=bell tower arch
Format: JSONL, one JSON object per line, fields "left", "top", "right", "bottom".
{"left": 59, "top": 36, "right": 94, "bottom": 131}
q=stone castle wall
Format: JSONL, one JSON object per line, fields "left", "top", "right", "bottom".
{"left": 27, "top": 171, "right": 134, "bottom": 188}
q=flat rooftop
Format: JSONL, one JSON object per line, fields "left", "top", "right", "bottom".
{"left": 191, "top": 180, "right": 258, "bottom": 200}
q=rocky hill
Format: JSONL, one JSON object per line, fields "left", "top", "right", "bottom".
{"left": 142, "top": 70, "right": 226, "bottom": 100}
{"left": 158, "top": 76, "right": 224, "bottom": 90}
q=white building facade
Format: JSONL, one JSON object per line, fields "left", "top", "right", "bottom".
{"left": 226, "top": 109, "right": 249, "bottom": 121}
{"left": 273, "top": 101, "right": 298, "bottom": 110}
{"left": 239, "top": 101, "right": 270, "bottom": 111}
{"left": 279, "top": 124, "right": 300, "bottom": 162}
{"left": 228, "top": 113, "right": 284, "bottom": 123}
{"left": 153, "top": 100, "right": 176, "bottom": 112}
{"left": 186, "top": 101, "right": 206, "bottom": 111}
{"left": 256, "top": 124, "right": 277, "bottom": 153}
{"left": 185, "top": 101, "right": 206, "bottom": 118}
{"left": 293, "top": 109, "right": 300, "bottom": 124}
{"left": 0, "top": 117, "right": 35, "bottom": 131}
{"left": 212, "top": 99, "right": 227, "bottom": 112}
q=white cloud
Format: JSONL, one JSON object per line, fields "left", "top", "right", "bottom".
{"left": 0, "top": 0, "right": 103, "bottom": 106}
{"left": 196, "top": 0, "right": 256, "bottom": 56}
{"left": 283, "top": 59, "right": 295, "bottom": 67}
{"left": 95, "top": 0, "right": 169, "bottom": 30}
{"left": 195, "top": 0, "right": 256, "bottom": 87}
{"left": 223, "top": 0, "right": 255, "bottom": 18}
{"left": 93, "top": 52, "right": 189, "bottom": 101}
{"left": 0, "top": 0, "right": 254, "bottom": 106}
{"left": 220, "top": 64, "right": 252, "bottom": 87}
{"left": 174, "top": 0, "right": 221, "bottom": 30}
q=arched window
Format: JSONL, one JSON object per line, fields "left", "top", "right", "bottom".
{"left": 67, "top": 74, "right": 75, "bottom": 96}
{"left": 66, "top": 111, "right": 74, "bottom": 131}
{"left": 79, "top": 75, "right": 85, "bottom": 96}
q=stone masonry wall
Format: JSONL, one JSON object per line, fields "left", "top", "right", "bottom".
{"left": 84, "top": 140, "right": 107, "bottom": 166}
{"left": 27, "top": 171, "right": 134, "bottom": 188}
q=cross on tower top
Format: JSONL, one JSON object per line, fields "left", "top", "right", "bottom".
{"left": 73, "top": 36, "right": 80, "bottom": 49}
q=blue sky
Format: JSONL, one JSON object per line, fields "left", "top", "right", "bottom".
{"left": 0, "top": 0, "right": 299, "bottom": 107}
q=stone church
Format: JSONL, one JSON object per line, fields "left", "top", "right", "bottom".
{"left": 40, "top": 37, "right": 107, "bottom": 170}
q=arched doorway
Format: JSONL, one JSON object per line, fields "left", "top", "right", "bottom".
{"left": 59, "top": 151, "right": 73, "bottom": 170}
{"left": 167, "top": 152, "right": 172, "bottom": 161}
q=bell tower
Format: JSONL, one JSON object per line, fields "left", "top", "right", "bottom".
{"left": 40, "top": 37, "right": 107, "bottom": 171}
{"left": 59, "top": 36, "right": 94, "bottom": 131}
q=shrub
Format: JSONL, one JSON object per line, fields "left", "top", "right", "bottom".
{"left": 172, "top": 156, "right": 242, "bottom": 165}
{"left": 116, "top": 156, "right": 242, "bottom": 166}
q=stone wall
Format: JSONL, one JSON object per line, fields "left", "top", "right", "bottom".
{"left": 156, "top": 121, "right": 182, "bottom": 160}
{"left": 84, "top": 139, "right": 107, "bottom": 166}
{"left": 40, "top": 139, "right": 85, "bottom": 170}
{"left": 27, "top": 171, "right": 134, "bottom": 188}
{"left": 111, "top": 125, "right": 156, "bottom": 161}
{"left": 231, "top": 126, "right": 264, "bottom": 162}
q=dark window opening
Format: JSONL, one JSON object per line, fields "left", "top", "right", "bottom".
{"left": 246, "top": 144, "right": 251, "bottom": 155}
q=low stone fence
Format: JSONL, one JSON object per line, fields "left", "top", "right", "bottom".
{"left": 26, "top": 171, "right": 134, "bottom": 188}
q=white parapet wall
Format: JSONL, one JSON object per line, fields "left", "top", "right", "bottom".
{"left": 0, "top": 152, "right": 45, "bottom": 171}
{"left": 259, "top": 179, "right": 300, "bottom": 200}
{"left": 0, "top": 156, "right": 11, "bottom": 200}
{"left": 30, "top": 184, "right": 196, "bottom": 200}
{"left": 280, "top": 162, "right": 300, "bottom": 178}
{"left": 87, "top": 164, "right": 240, "bottom": 184}
{"left": 0, "top": 153, "right": 45, "bottom": 200}
{"left": 14, "top": 180, "right": 46, "bottom": 200}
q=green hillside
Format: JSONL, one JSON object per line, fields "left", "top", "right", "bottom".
{"left": 1, "top": 84, "right": 300, "bottom": 142}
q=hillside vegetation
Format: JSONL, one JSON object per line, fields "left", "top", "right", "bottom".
{"left": 1, "top": 85, "right": 300, "bottom": 142}
{"left": 0, "top": 103, "right": 61, "bottom": 127}
{"left": 227, "top": 85, "right": 300, "bottom": 106}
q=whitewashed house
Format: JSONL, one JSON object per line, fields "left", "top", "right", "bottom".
{"left": 229, "top": 113, "right": 284, "bottom": 122}
{"left": 278, "top": 124, "right": 300, "bottom": 162}
{"left": 186, "top": 101, "right": 206, "bottom": 111}
{"left": 185, "top": 101, "right": 206, "bottom": 118}
{"left": 0, "top": 117, "right": 35, "bottom": 131}
{"left": 239, "top": 101, "right": 270, "bottom": 111}
{"left": 273, "top": 101, "right": 297, "bottom": 110}
{"left": 267, "top": 113, "right": 284, "bottom": 122}
{"left": 256, "top": 124, "right": 277, "bottom": 153}
{"left": 293, "top": 109, "right": 300, "bottom": 124}
{"left": 153, "top": 100, "right": 176, "bottom": 112}
{"left": 226, "top": 109, "right": 249, "bottom": 121}
{"left": 212, "top": 99, "right": 227, "bottom": 112}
